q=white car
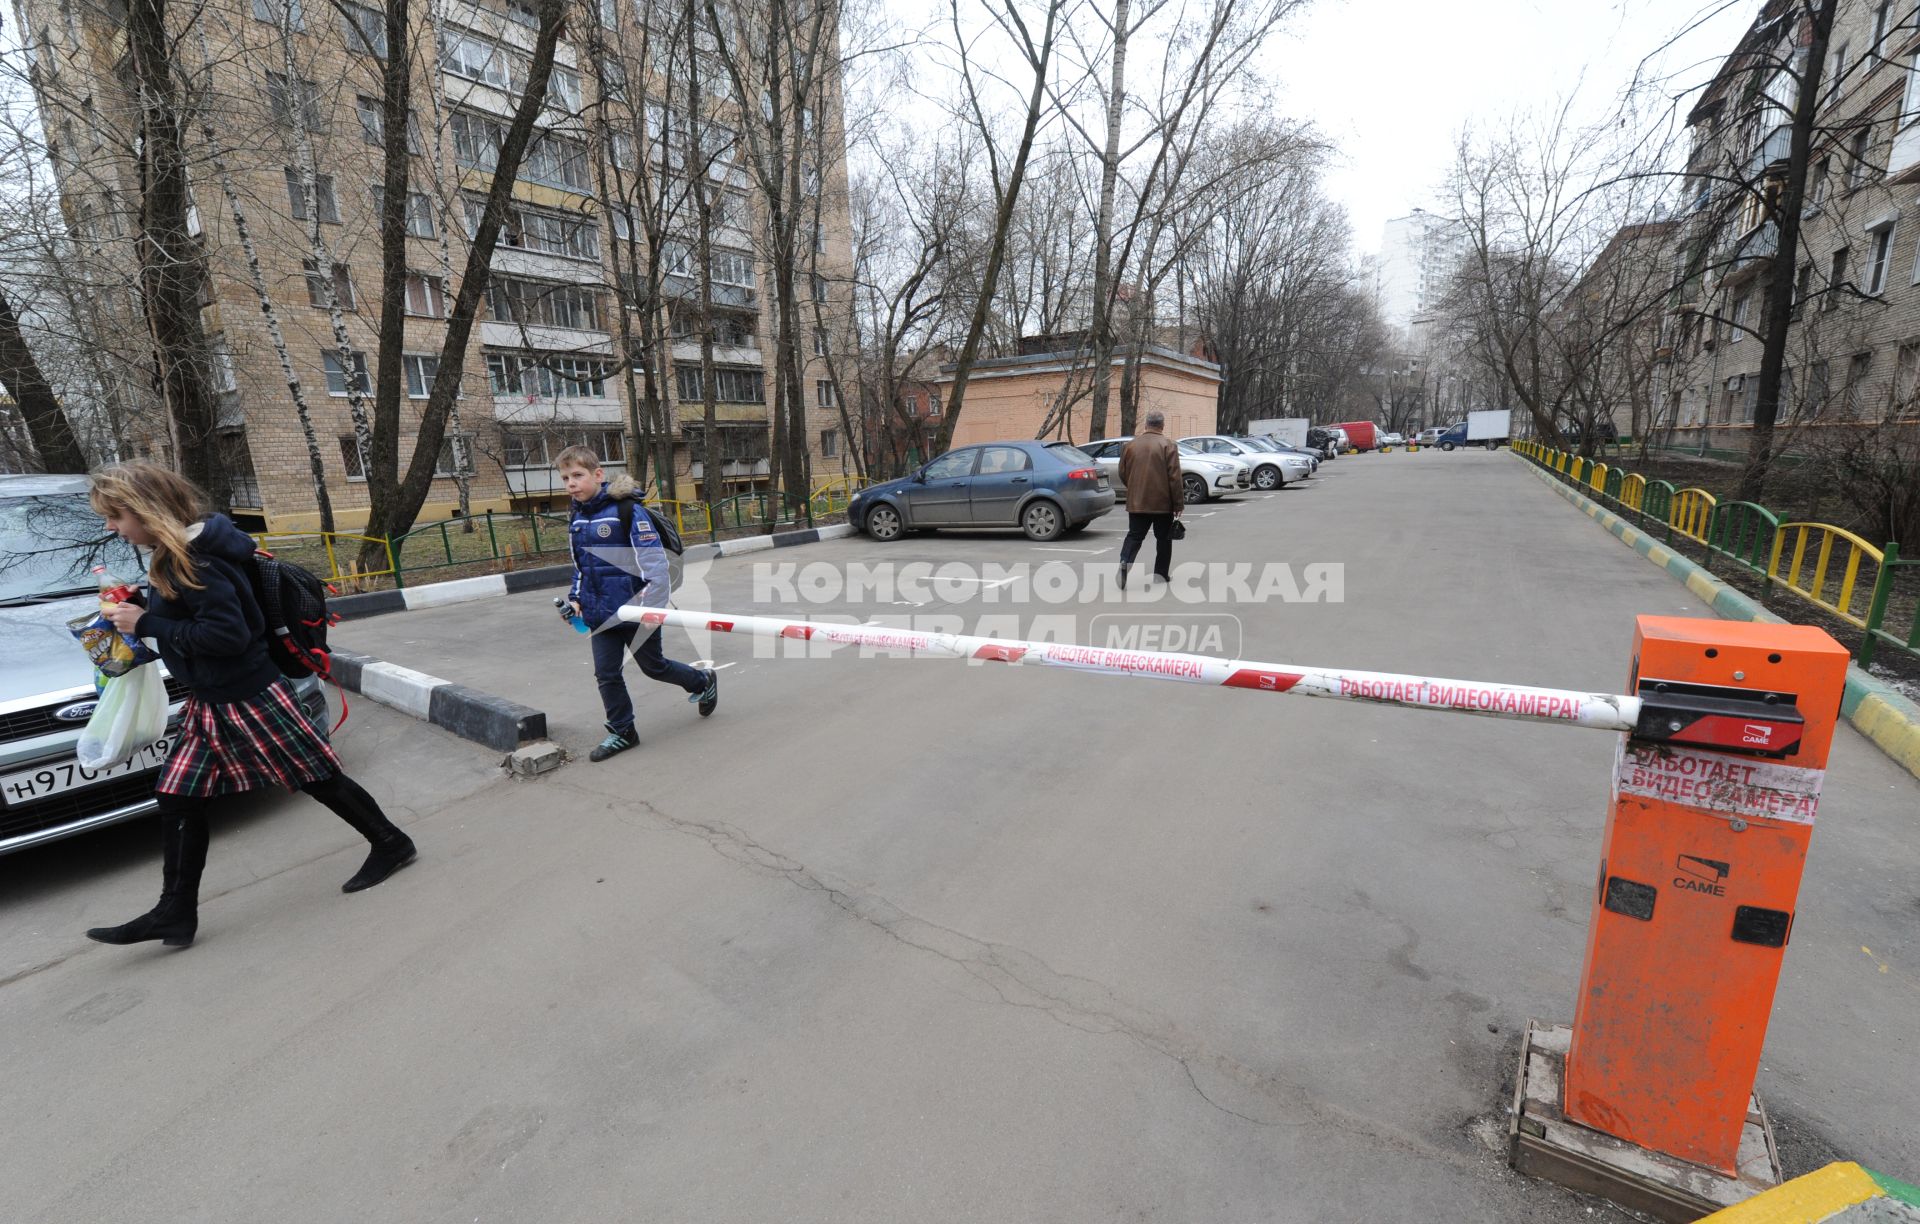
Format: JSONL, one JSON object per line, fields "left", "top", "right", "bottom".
{"left": 1059, "top": 438, "right": 1251, "bottom": 503}
{"left": 1416, "top": 427, "right": 1447, "bottom": 446}
{"left": 1381, "top": 432, "right": 1406, "bottom": 446}
{"left": 1179, "top": 435, "right": 1313, "bottom": 490}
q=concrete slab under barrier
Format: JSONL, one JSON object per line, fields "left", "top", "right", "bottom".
{"left": 1509, "top": 1020, "right": 1782, "bottom": 1221}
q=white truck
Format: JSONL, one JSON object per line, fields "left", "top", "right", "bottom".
{"left": 1438, "top": 410, "right": 1511, "bottom": 450}
{"left": 1245, "top": 417, "right": 1309, "bottom": 448}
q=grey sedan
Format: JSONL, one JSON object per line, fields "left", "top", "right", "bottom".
{"left": 849, "top": 441, "right": 1116, "bottom": 542}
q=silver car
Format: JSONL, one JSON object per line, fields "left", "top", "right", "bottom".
{"left": 0, "top": 474, "right": 327, "bottom": 855}
{"left": 1064, "top": 438, "right": 1250, "bottom": 503}
{"left": 1180, "top": 435, "right": 1313, "bottom": 490}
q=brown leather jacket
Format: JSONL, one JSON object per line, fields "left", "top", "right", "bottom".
{"left": 1118, "top": 430, "right": 1183, "bottom": 514}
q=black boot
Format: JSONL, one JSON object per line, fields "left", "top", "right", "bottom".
{"left": 303, "top": 773, "right": 417, "bottom": 893}
{"left": 87, "top": 807, "right": 209, "bottom": 948}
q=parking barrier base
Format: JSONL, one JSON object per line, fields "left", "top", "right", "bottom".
{"left": 1510, "top": 1020, "right": 1782, "bottom": 1221}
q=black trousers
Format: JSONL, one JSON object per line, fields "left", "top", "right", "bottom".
{"left": 1119, "top": 512, "right": 1175, "bottom": 579}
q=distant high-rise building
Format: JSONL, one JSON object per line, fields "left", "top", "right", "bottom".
{"left": 1376, "top": 209, "right": 1466, "bottom": 341}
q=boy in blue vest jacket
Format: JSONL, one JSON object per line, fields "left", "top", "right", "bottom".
{"left": 558, "top": 446, "right": 717, "bottom": 762}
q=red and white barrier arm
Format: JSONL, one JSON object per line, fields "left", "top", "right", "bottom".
{"left": 620, "top": 606, "right": 1642, "bottom": 734}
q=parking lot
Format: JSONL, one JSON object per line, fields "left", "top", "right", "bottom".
{"left": 5, "top": 450, "right": 1917, "bottom": 1222}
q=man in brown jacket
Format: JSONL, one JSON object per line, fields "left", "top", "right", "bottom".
{"left": 1116, "top": 411, "right": 1184, "bottom": 589}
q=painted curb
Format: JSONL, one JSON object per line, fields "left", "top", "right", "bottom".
{"left": 1697, "top": 1160, "right": 1920, "bottom": 1221}
{"left": 331, "top": 647, "right": 546, "bottom": 752}
{"left": 1519, "top": 459, "right": 1920, "bottom": 783}
{"left": 331, "top": 524, "right": 855, "bottom": 622}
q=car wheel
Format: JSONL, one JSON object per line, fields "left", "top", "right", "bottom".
{"left": 1022, "top": 500, "right": 1066, "bottom": 541}
{"left": 1252, "top": 465, "right": 1281, "bottom": 490}
{"left": 867, "top": 503, "right": 905, "bottom": 541}
{"left": 1182, "top": 473, "right": 1209, "bottom": 504}
{"left": 1440, "top": 441, "right": 1456, "bottom": 452}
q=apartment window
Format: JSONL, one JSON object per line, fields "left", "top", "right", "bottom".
{"left": 819, "top": 428, "right": 838, "bottom": 458}
{"left": 902, "top": 393, "right": 920, "bottom": 414}
{"left": 403, "top": 354, "right": 439, "bottom": 399}
{"left": 812, "top": 328, "right": 828, "bottom": 358}
{"left": 524, "top": 130, "right": 592, "bottom": 190}
{"left": 371, "top": 185, "right": 437, "bottom": 238}
{"left": 485, "top": 352, "right": 608, "bottom": 399}
{"left": 1828, "top": 247, "right": 1850, "bottom": 307}
{"left": 676, "top": 365, "right": 765, "bottom": 403}
{"left": 1867, "top": 221, "right": 1897, "bottom": 294}
{"left": 251, "top": 0, "right": 304, "bottom": 30}
{"left": 811, "top": 273, "right": 828, "bottom": 304}
{"left": 1810, "top": 155, "right": 1832, "bottom": 207}
{"left": 322, "top": 350, "right": 371, "bottom": 396}
{"left": 405, "top": 272, "right": 446, "bottom": 317}
{"left": 1795, "top": 261, "right": 1815, "bottom": 316}
{"left": 546, "top": 67, "right": 583, "bottom": 112}
{"left": 504, "top": 0, "right": 539, "bottom": 27}
{"left": 1741, "top": 380, "right": 1759, "bottom": 423}
{"left": 815, "top": 378, "right": 836, "bottom": 409}
{"left": 1905, "top": 54, "right": 1920, "bottom": 128}
{"left": 487, "top": 277, "right": 602, "bottom": 330}
{"left": 341, "top": 2, "right": 386, "bottom": 56}
{"left": 710, "top": 248, "right": 754, "bottom": 289}
{"left": 339, "top": 434, "right": 369, "bottom": 480}
{"left": 472, "top": 198, "right": 599, "bottom": 259}
{"left": 434, "top": 434, "right": 475, "bottom": 477}
{"left": 1729, "top": 292, "right": 1749, "bottom": 343}
{"left": 1848, "top": 124, "right": 1875, "bottom": 187}
{"left": 452, "top": 112, "right": 504, "bottom": 171}
{"left": 266, "top": 72, "right": 324, "bottom": 132}
{"left": 285, "top": 169, "right": 339, "bottom": 223}
{"left": 1874, "top": 1, "right": 1894, "bottom": 55}
{"left": 208, "top": 335, "right": 237, "bottom": 393}
{"left": 302, "top": 259, "right": 355, "bottom": 310}
{"left": 1897, "top": 340, "right": 1920, "bottom": 415}
{"left": 441, "top": 29, "right": 515, "bottom": 89}
{"left": 1829, "top": 42, "right": 1851, "bottom": 103}
{"left": 599, "top": 57, "right": 627, "bottom": 102}
{"left": 1845, "top": 351, "right": 1874, "bottom": 416}
{"left": 355, "top": 97, "right": 422, "bottom": 152}
{"left": 1806, "top": 360, "right": 1831, "bottom": 416}
{"left": 598, "top": 0, "right": 617, "bottom": 27}
{"left": 927, "top": 392, "right": 940, "bottom": 418}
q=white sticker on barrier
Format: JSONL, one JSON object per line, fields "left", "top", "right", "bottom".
{"left": 1614, "top": 741, "right": 1824, "bottom": 825}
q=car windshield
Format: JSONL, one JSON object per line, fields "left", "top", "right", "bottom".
{"left": 0, "top": 492, "right": 143, "bottom": 604}
{"left": 1239, "top": 438, "right": 1279, "bottom": 451}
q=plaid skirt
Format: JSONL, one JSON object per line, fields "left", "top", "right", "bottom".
{"left": 156, "top": 677, "right": 339, "bottom": 798}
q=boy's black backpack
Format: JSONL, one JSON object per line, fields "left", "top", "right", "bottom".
{"left": 248, "top": 550, "right": 340, "bottom": 682}
{"left": 616, "top": 497, "right": 685, "bottom": 556}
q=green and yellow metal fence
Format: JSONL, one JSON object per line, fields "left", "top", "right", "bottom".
{"left": 1515, "top": 443, "right": 1919, "bottom": 669}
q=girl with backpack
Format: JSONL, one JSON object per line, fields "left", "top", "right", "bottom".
{"left": 84, "top": 463, "right": 416, "bottom": 950}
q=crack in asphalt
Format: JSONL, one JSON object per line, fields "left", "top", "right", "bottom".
{"left": 559, "top": 777, "right": 1476, "bottom": 1169}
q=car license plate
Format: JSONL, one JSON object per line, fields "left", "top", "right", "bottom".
{"left": 1098, "top": 477, "right": 1110, "bottom": 490}
{"left": 0, "top": 736, "right": 174, "bottom": 806}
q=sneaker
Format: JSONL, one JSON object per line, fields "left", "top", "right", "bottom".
{"left": 589, "top": 728, "right": 639, "bottom": 762}
{"left": 691, "top": 669, "right": 719, "bottom": 717}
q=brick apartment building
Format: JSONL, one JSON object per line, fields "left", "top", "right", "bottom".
{"left": 1663, "top": 0, "right": 1920, "bottom": 457}
{"left": 17, "top": 0, "right": 853, "bottom": 531}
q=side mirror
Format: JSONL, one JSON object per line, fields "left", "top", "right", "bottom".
{"left": 912, "top": 469, "right": 929, "bottom": 483}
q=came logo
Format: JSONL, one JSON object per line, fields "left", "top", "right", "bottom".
{"left": 1742, "top": 723, "right": 1773, "bottom": 746}
{"left": 54, "top": 701, "right": 98, "bottom": 722}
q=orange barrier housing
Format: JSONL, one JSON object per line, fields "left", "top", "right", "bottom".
{"left": 1564, "top": 617, "right": 1849, "bottom": 1174}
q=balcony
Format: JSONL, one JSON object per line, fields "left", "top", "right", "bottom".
{"left": 1746, "top": 124, "right": 1792, "bottom": 180}
{"left": 1713, "top": 222, "right": 1777, "bottom": 287}
{"left": 663, "top": 274, "right": 756, "bottom": 309}
{"left": 670, "top": 339, "right": 761, "bottom": 366}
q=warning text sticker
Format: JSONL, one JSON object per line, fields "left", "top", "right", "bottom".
{"left": 1614, "top": 742, "right": 1824, "bottom": 826}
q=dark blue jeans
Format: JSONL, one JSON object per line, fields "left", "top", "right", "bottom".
{"left": 590, "top": 623, "right": 705, "bottom": 733}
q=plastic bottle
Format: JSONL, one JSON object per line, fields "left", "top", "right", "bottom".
{"left": 554, "top": 597, "right": 590, "bottom": 633}
{"left": 94, "top": 565, "right": 137, "bottom": 608}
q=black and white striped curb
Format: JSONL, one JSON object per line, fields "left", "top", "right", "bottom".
{"left": 330, "top": 648, "right": 546, "bottom": 753}
{"left": 332, "top": 522, "right": 856, "bottom": 622}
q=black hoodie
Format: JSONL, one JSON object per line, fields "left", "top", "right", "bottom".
{"left": 133, "top": 513, "right": 281, "bottom": 704}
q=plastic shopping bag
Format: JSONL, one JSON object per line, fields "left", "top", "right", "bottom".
{"left": 75, "top": 664, "right": 170, "bottom": 770}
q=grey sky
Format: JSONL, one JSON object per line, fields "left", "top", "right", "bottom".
{"left": 1266, "top": 0, "right": 1758, "bottom": 253}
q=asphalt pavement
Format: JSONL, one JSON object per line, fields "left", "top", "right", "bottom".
{"left": 5, "top": 449, "right": 1916, "bottom": 1222}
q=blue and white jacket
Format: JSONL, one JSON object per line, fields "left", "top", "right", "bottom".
{"left": 568, "top": 475, "right": 672, "bottom": 628}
